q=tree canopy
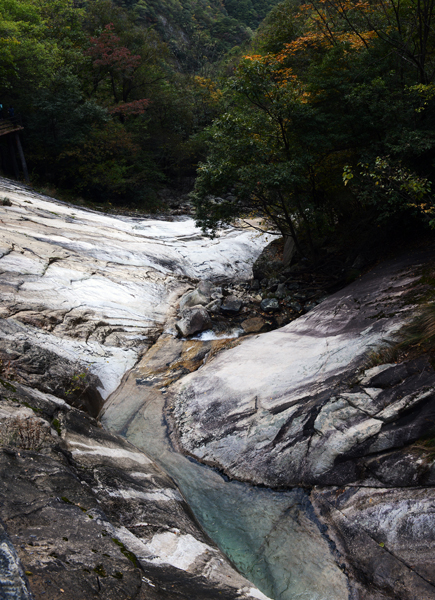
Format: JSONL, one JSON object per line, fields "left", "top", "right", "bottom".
{"left": 192, "top": 0, "right": 435, "bottom": 252}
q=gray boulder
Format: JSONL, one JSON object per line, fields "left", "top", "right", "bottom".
{"left": 206, "top": 299, "right": 222, "bottom": 314}
{"left": 179, "top": 289, "right": 210, "bottom": 311}
{"left": 221, "top": 295, "right": 243, "bottom": 313}
{"left": 176, "top": 306, "right": 211, "bottom": 337}
{"left": 260, "top": 298, "right": 280, "bottom": 312}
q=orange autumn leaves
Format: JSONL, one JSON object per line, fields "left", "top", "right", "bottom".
{"left": 240, "top": 0, "right": 379, "bottom": 105}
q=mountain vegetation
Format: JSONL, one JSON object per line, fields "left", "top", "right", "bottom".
{"left": 0, "top": 0, "right": 280, "bottom": 206}
{"left": 193, "top": 0, "right": 435, "bottom": 257}
{"left": 1, "top": 0, "right": 435, "bottom": 257}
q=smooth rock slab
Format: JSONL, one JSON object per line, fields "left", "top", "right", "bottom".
{"left": 0, "top": 177, "right": 266, "bottom": 399}
{"left": 169, "top": 252, "right": 428, "bottom": 487}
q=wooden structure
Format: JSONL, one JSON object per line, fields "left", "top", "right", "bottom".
{"left": 0, "top": 117, "right": 29, "bottom": 183}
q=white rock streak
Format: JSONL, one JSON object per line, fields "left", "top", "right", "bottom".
{"left": 0, "top": 178, "right": 266, "bottom": 398}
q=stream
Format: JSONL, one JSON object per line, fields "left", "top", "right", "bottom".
{"left": 101, "top": 340, "right": 344, "bottom": 600}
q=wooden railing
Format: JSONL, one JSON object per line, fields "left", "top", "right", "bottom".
{"left": 0, "top": 116, "right": 23, "bottom": 136}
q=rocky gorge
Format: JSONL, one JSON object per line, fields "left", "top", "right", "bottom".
{"left": 1, "top": 176, "right": 435, "bottom": 600}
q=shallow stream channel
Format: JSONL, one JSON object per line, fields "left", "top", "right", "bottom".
{"left": 101, "top": 334, "right": 343, "bottom": 600}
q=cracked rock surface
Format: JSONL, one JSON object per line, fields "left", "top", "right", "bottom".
{"left": 168, "top": 250, "right": 435, "bottom": 599}
{"left": 0, "top": 382, "right": 271, "bottom": 600}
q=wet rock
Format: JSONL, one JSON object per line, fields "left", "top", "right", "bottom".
{"left": 0, "top": 382, "right": 270, "bottom": 600}
{"left": 260, "top": 298, "right": 279, "bottom": 312}
{"left": 176, "top": 306, "right": 211, "bottom": 337}
{"left": 286, "top": 300, "right": 303, "bottom": 312}
{"left": 221, "top": 295, "right": 243, "bottom": 314}
{"left": 241, "top": 317, "right": 265, "bottom": 334}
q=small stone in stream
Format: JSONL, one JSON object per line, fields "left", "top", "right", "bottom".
{"left": 267, "top": 278, "right": 280, "bottom": 292}
{"left": 250, "top": 279, "right": 260, "bottom": 291}
{"left": 241, "top": 317, "right": 265, "bottom": 333}
{"left": 176, "top": 306, "right": 211, "bottom": 337}
{"left": 293, "top": 292, "right": 307, "bottom": 301}
{"left": 221, "top": 296, "right": 243, "bottom": 313}
{"left": 276, "top": 283, "right": 287, "bottom": 294}
{"left": 260, "top": 298, "right": 280, "bottom": 312}
{"left": 179, "top": 289, "right": 209, "bottom": 311}
{"left": 287, "top": 301, "right": 303, "bottom": 312}
{"left": 206, "top": 299, "right": 222, "bottom": 314}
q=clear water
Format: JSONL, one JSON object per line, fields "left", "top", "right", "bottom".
{"left": 102, "top": 390, "right": 347, "bottom": 600}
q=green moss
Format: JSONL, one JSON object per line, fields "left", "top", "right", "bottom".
{"left": 93, "top": 564, "right": 107, "bottom": 577}
{"left": 51, "top": 418, "right": 61, "bottom": 436}
{"left": 22, "top": 401, "right": 41, "bottom": 413}
{"left": 0, "top": 378, "right": 16, "bottom": 392}
{"left": 113, "top": 572, "right": 123, "bottom": 580}
{"left": 413, "top": 434, "right": 435, "bottom": 459}
{"left": 111, "top": 538, "right": 139, "bottom": 567}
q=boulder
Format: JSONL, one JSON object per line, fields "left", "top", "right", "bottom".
{"left": 176, "top": 306, "right": 211, "bottom": 337}
{"left": 252, "top": 239, "right": 284, "bottom": 281}
{"left": 179, "top": 289, "right": 210, "bottom": 310}
{"left": 260, "top": 298, "right": 279, "bottom": 312}
{"left": 221, "top": 295, "right": 243, "bottom": 313}
{"left": 241, "top": 317, "right": 265, "bottom": 333}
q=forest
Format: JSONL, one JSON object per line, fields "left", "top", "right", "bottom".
{"left": 0, "top": 0, "right": 279, "bottom": 207}
{"left": 1, "top": 0, "right": 435, "bottom": 256}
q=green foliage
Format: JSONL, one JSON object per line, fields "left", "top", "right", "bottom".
{"left": 193, "top": 0, "right": 435, "bottom": 254}
{"left": 1, "top": 0, "right": 273, "bottom": 204}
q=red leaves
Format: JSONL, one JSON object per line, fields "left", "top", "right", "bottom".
{"left": 86, "top": 24, "right": 141, "bottom": 75}
{"left": 109, "top": 99, "right": 150, "bottom": 116}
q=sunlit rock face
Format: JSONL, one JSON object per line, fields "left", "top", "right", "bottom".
{"left": 169, "top": 254, "right": 425, "bottom": 486}
{"left": 0, "top": 178, "right": 265, "bottom": 400}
